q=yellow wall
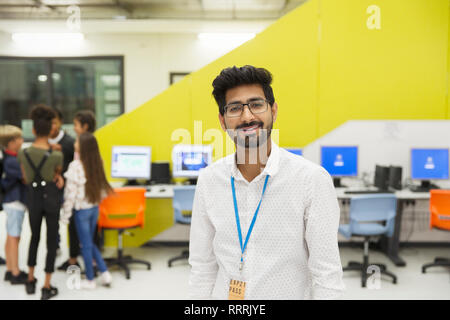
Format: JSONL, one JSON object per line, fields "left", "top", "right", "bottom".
{"left": 96, "top": 0, "right": 450, "bottom": 247}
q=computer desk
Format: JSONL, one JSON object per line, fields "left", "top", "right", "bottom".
{"left": 144, "top": 184, "right": 430, "bottom": 267}
{"left": 335, "top": 188, "right": 430, "bottom": 267}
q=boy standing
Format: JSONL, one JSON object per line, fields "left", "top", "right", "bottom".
{"left": 0, "top": 125, "right": 28, "bottom": 284}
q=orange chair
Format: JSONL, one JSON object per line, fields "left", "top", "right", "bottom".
{"left": 422, "top": 189, "right": 450, "bottom": 274}
{"left": 98, "top": 187, "right": 151, "bottom": 279}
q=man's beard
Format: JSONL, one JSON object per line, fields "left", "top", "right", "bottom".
{"left": 226, "top": 119, "right": 273, "bottom": 149}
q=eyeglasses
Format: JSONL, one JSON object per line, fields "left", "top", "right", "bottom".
{"left": 224, "top": 99, "right": 269, "bottom": 118}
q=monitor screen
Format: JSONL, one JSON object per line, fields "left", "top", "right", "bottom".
{"left": 320, "top": 146, "right": 358, "bottom": 177}
{"left": 285, "top": 148, "right": 302, "bottom": 156}
{"left": 111, "top": 146, "right": 152, "bottom": 179}
{"left": 172, "top": 145, "right": 212, "bottom": 178}
{"left": 411, "top": 148, "right": 449, "bottom": 180}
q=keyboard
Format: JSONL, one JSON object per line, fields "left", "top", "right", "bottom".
{"left": 344, "top": 189, "right": 394, "bottom": 194}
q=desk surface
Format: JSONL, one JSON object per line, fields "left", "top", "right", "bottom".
{"left": 141, "top": 184, "right": 431, "bottom": 200}
{"left": 335, "top": 187, "right": 430, "bottom": 200}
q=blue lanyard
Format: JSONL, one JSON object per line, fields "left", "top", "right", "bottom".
{"left": 231, "top": 174, "right": 270, "bottom": 272}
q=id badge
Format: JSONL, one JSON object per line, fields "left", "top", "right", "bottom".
{"left": 228, "top": 279, "right": 246, "bottom": 300}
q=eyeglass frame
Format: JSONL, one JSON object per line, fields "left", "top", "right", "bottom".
{"left": 223, "top": 99, "right": 271, "bottom": 118}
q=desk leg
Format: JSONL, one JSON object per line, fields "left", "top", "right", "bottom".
{"left": 379, "top": 199, "right": 406, "bottom": 267}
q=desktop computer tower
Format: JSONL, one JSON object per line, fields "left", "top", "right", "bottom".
{"left": 388, "top": 166, "right": 403, "bottom": 190}
{"left": 374, "top": 165, "right": 390, "bottom": 191}
{"left": 148, "top": 162, "right": 172, "bottom": 185}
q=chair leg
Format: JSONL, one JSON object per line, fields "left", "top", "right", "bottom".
{"left": 422, "top": 259, "right": 450, "bottom": 274}
{"left": 434, "top": 257, "right": 450, "bottom": 263}
{"left": 342, "top": 237, "right": 397, "bottom": 287}
{"left": 104, "top": 230, "right": 151, "bottom": 279}
{"left": 380, "top": 269, "right": 397, "bottom": 284}
{"left": 168, "top": 250, "right": 189, "bottom": 267}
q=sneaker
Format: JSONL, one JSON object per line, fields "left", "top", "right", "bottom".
{"left": 57, "top": 260, "right": 81, "bottom": 272}
{"left": 80, "top": 279, "right": 96, "bottom": 290}
{"left": 10, "top": 271, "right": 28, "bottom": 285}
{"left": 0, "top": 257, "right": 5, "bottom": 265}
{"left": 100, "top": 271, "right": 112, "bottom": 287}
{"left": 41, "top": 286, "right": 58, "bottom": 300}
{"left": 25, "top": 278, "right": 37, "bottom": 295}
{"left": 4, "top": 271, "right": 12, "bottom": 282}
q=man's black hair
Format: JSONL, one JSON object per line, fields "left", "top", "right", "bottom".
{"left": 30, "top": 104, "right": 56, "bottom": 137}
{"left": 212, "top": 65, "right": 275, "bottom": 116}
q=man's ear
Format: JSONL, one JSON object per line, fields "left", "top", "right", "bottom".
{"left": 82, "top": 123, "right": 89, "bottom": 132}
{"left": 218, "top": 113, "right": 227, "bottom": 131}
{"left": 271, "top": 102, "right": 278, "bottom": 123}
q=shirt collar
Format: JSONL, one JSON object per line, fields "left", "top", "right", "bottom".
{"left": 48, "top": 130, "right": 64, "bottom": 144}
{"left": 227, "top": 139, "right": 280, "bottom": 181}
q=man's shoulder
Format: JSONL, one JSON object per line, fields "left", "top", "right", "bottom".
{"left": 198, "top": 154, "right": 233, "bottom": 181}
{"left": 279, "top": 148, "right": 324, "bottom": 175}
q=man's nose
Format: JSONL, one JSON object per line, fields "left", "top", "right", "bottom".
{"left": 240, "top": 104, "right": 256, "bottom": 122}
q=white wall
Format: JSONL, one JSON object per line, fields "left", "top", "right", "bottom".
{"left": 0, "top": 19, "right": 269, "bottom": 114}
{"left": 303, "top": 120, "right": 450, "bottom": 189}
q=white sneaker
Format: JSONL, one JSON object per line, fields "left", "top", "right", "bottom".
{"left": 100, "top": 271, "right": 112, "bottom": 287}
{"left": 80, "top": 279, "right": 96, "bottom": 290}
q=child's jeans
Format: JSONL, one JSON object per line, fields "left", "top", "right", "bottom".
{"left": 73, "top": 206, "right": 108, "bottom": 281}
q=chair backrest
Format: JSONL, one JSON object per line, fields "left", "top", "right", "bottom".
{"left": 98, "top": 187, "right": 146, "bottom": 230}
{"left": 429, "top": 189, "right": 450, "bottom": 231}
{"left": 349, "top": 194, "right": 397, "bottom": 237}
{"left": 172, "top": 185, "right": 196, "bottom": 224}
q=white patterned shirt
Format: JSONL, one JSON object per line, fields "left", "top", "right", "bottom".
{"left": 62, "top": 160, "right": 98, "bottom": 221}
{"left": 188, "top": 141, "right": 345, "bottom": 300}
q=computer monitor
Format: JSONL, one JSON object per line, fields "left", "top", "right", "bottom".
{"left": 111, "top": 146, "right": 152, "bottom": 185}
{"left": 172, "top": 144, "right": 212, "bottom": 184}
{"left": 285, "top": 148, "right": 302, "bottom": 156}
{"left": 374, "top": 165, "right": 390, "bottom": 190}
{"left": 148, "top": 162, "right": 172, "bottom": 185}
{"left": 320, "top": 146, "right": 358, "bottom": 187}
{"left": 411, "top": 148, "right": 449, "bottom": 190}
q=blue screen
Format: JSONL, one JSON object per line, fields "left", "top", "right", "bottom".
{"left": 411, "top": 148, "right": 449, "bottom": 180}
{"left": 286, "top": 148, "right": 302, "bottom": 156}
{"left": 321, "top": 146, "right": 358, "bottom": 177}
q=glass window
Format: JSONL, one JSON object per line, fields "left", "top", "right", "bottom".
{"left": 0, "top": 57, "right": 124, "bottom": 140}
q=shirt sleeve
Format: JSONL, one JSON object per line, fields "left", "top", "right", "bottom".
{"left": 304, "top": 166, "right": 346, "bottom": 300}
{"left": 188, "top": 171, "right": 219, "bottom": 299}
{"left": 62, "top": 162, "right": 79, "bottom": 221}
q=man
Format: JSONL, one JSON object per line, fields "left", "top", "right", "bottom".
{"left": 188, "top": 65, "right": 345, "bottom": 300}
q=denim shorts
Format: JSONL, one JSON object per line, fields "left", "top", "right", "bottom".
{"left": 5, "top": 206, "right": 26, "bottom": 237}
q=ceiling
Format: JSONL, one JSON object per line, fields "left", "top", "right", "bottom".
{"left": 0, "top": 0, "right": 308, "bottom": 20}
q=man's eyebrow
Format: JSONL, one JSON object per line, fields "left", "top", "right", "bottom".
{"left": 226, "top": 96, "right": 265, "bottom": 105}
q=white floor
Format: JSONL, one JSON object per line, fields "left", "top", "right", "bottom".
{"left": 0, "top": 212, "right": 450, "bottom": 300}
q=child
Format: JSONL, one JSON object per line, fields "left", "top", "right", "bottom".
{"left": 73, "top": 110, "right": 96, "bottom": 137}
{"left": 60, "top": 132, "right": 113, "bottom": 289}
{"left": 0, "top": 125, "right": 28, "bottom": 285}
{"left": 58, "top": 109, "right": 96, "bottom": 271}
{"left": 18, "top": 104, "right": 64, "bottom": 300}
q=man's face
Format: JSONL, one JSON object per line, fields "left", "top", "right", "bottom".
{"left": 50, "top": 117, "right": 62, "bottom": 139}
{"left": 219, "top": 84, "right": 277, "bottom": 149}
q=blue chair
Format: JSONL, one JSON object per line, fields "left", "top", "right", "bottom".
{"left": 168, "top": 185, "right": 196, "bottom": 267}
{"left": 339, "top": 194, "right": 398, "bottom": 287}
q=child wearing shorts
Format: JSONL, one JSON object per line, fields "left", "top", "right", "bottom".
{"left": 0, "top": 125, "right": 28, "bottom": 284}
